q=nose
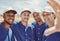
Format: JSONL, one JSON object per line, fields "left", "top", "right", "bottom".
{"left": 9, "top": 16, "right": 14, "bottom": 20}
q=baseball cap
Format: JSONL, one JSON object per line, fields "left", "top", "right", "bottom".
{"left": 21, "top": 10, "right": 31, "bottom": 14}
{"left": 3, "top": 7, "right": 17, "bottom": 14}
{"left": 43, "top": 6, "right": 54, "bottom": 12}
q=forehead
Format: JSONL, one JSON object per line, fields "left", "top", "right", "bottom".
{"left": 42, "top": 12, "right": 51, "bottom": 15}
{"left": 33, "top": 12, "right": 39, "bottom": 16}
{"left": 21, "top": 12, "right": 30, "bottom": 15}
{"left": 4, "top": 12, "right": 15, "bottom": 15}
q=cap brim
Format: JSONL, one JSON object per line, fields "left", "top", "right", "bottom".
{"left": 5, "top": 10, "right": 17, "bottom": 14}
{"left": 21, "top": 10, "right": 31, "bottom": 14}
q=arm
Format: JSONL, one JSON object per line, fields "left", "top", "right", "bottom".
{"left": 47, "top": 0, "right": 60, "bottom": 31}
{"left": 47, "top": 0, "right": 60, "bottom": 13}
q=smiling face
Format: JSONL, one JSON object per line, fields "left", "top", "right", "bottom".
{"left": 33, "top": 12, "right": 42, "bottom": 22}
{"left": 42, "top": 11, "right": 55, "bottom": 27}
{"left": 3, "top": 12, "right": 15, "bottom": 25}
{"left": 21, "top": 11, "right": 30, "bottom": 22}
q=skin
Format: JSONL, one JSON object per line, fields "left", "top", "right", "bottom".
{"left": 42, "top": 0, "right": 60, "bottom": 36}
{"left": 47, "top": 0, "right": 60, "bottom": 31}
{"left": 20, "top": 11, "right": 30, "bottom": 26}
{"left": 2, "top": 12, "right": 15, "bottom": 29}
{"left": 33, "top": 12, "right": 43, "bottom": 25}
{"left": 42, "top": 11, "right": 57, "bottom": 36}
{"left": 42, "top": 11, "right": 55, "bottom": 27}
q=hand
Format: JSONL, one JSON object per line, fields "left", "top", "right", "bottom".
{"left": 47, "top": 0, "right": 60, "bottom": 21}
{"left": 47, "top": 0, "right": 60, "bottom": 31}
{"left": 47, "top": 0, "right": 60, "bottom": 13}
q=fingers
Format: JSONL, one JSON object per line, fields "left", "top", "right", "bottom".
{"left": 47, "top": 1, "right": 56, "bottom": 12}
{"left": 47, "top": 0, "right": 60, "bottom": 13}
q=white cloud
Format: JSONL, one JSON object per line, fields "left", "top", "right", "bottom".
{"left": 12, "top": 0, "right": 44, "bottom": 12}
{"left": 0, "top": 0, "right": 60, "bottom": 15}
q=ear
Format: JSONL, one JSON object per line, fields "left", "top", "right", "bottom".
{"left": 51, "top": 12, "right": 56, "bottom": 19}
{"left": 52, "top": 13, "right": 56, "bottom": 19}
{"left": 54, "top": 14, "right": 56, "bottom": 19}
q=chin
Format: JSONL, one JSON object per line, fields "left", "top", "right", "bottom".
{"left": 37, "top": 20, "right": 40, "bottom": 22}
{"left": 9, "top": 22, "right": 13, "bottom": 25}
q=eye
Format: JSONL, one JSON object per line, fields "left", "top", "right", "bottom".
{"left": 47, "top": 14, "right": 50, "bottom": 16}
{"left": 43, "top": 15, "right": 45, "bottom": 17}
{"left": 27, "top": 14, "right": 29, "bottom": 16}
{"left": 23, "top": 13, "right": 26, "bottom": 16}
{"left": 6, "top": 15, "right": 15, "bottom": 17}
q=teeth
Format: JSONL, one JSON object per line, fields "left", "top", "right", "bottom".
{"left": 9, "top": 20, "right": 13, "bottom": 22}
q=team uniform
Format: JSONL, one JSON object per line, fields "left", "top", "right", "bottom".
{"left": 42, "top": 32, "right": 60, "bottom": 41}
{"left": 42, "top": 19, "right": 60, "bottom": 41}
{"left": 32, "top": 22, "right": 48, "bottom": 41}
{"left": 42, "top": 26, "right": 60, "bottom": 41}
{"left": 0, "top": 23, "right": 15, "bottom": 41}
{"left": 11, "top": 22, "right": 34, "bottom": 41}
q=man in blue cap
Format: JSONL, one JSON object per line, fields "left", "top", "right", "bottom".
{"left": 11, "top": 10, "right": 34, "bottom": 41}
{"left": 0, "top": 7, "right": 17, "bottom": 41}
{"left": 32, "top": 12, "right": 48, "bottom": 41}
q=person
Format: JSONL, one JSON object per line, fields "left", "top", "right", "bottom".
{"left": 0, "top": 7, "right": 17, "bottom": 41}
{"left": 42, "top": 7, "right": 56, "bottom": 41}
{"left": 32, "top": 12, "right": 48, "bottom": 41}
{"left": 42, "top": 0, "right": 60, "bottom": 41}
{"left": 11, "top": 10, "right": 34, "bottom": 41}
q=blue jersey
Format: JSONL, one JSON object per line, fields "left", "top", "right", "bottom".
{"left": 0, "top": 24, "right": 15, "bottom": 41}
{"left": 11, "top": 22, "right": 34, "bottom": 41}
{"left": 32, "top": 22, "right": 48, "bottom": 41}
{"left": 42, "top": 32, "right": 60, "bottom": 41}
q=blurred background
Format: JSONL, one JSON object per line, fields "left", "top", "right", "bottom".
{"left": 0, "top": 0, "right": 60, "bottom": 24}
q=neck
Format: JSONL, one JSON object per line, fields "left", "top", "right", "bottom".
{"left": 2, "top": 22, "right": 10, "bottom": 29}
{"left": 21, "top": 21, "right": 27, "bottom": 27}
{"left": 37, "top": 21, "right": 43, "bottom": 25}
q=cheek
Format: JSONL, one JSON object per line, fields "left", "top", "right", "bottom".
{"left": 21, "top": 17, "right": 24, "bottom": 20}
{"left": 4, "top": 16, "right": 8, "bottom": 20}
{"left": 49, "top": 16, "right": 53, "bottom": 20}
{"left": 27, "top": 17, "right": 29, "bottom": 19}
{"left": 21, "top": 16, "right": 26, "bottom": 20}
{"left": 12, "top": 17, "right": 15, "bottom": 20}
{"left": 43, "top": 17, "right": 46, "bottom": 21}
{"left": 44, "top": 18, "right": 47, "bottom": 22}
{"left": 34, "top": 17, "right": 37, "bottom": 19}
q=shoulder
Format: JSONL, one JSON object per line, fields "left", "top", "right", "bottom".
{"left": 43, "top": 22, "right": 48, "bottom": 26}
{"left": 11, "top": 21, "right": 20, "bottom": 29}
{"left": 27, "top": 24, "right": 34, "bottom": 30}
{"left": 32, "top": 21, "right": 37, "bottom": 25}
{"left": 44, "top": 26, "right": 56, "bottom": 36}
{"left": 13, "top": 21, "right": 21, "bottom": 26}
{"left": 0, "top": 24, "right": 3, "bottom": 29}
{"left": 0, "top": 22, "right": 3, "bottom": 28}
{"left": 45, "top": 32, "right": 60, "bottom": 41}
{"left": 42, "top": 23, "right": 48, "bottom": 29}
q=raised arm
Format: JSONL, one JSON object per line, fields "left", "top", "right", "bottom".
{"left": 47, "top": 0, "right": 60, "bottom": 13}
{"left": 47, "top": 0, "right": 60, "bottom": 32}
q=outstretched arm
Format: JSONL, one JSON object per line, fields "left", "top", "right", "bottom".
{"left": 47, "top": 0, "right": 60, "bottom": 31}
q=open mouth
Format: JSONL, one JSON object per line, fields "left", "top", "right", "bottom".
{"left": 9, "top": 19, "right": 13, "bottom": 22}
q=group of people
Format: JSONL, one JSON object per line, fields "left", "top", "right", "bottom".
{"left": 0, "top": 0, "right": 60, "bottom": 41}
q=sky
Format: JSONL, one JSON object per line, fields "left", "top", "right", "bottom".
{"left": 0, "top": 0, "right": 60, "bottom": 15}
